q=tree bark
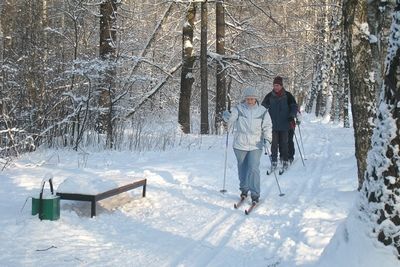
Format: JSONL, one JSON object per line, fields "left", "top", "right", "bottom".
{"left": 367, "top": 0, "right": 395, "bottom": 102}
{"left": 341, "top": 48, "right": 350, "bottom": 128}
{"left": 215, "top": 0, "right": 226, "bottom": 132}
{"left": 178, "top": 3, "right": 196, "bottom": 134}
{"left": 200, "top": 0, "right": 209, "bottom": 134}
{"left": 361, "top": 2, "right": 400, "bottom": 257}
{"left": 306, "top": 3, "right": 325, "bottom": 114}
{"left": 99, "top": 0, "right": 117, "bottom": 148}
{"left": 343, "top": 0, "right": 376, "bottom": 189}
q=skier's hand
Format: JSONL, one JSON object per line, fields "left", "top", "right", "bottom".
{"left": 222, "top": 110, "right": 231, "bottom": 122}
{"left": 296, "top": 119, "right": 301, "bottom": 125}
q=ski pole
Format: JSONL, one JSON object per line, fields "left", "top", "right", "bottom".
{"left": 220, "top": 130, "right": 229, "bottom": 193}
{"left": 265, "top": 145, "right": 285, "bottom": 197}
{"left": 297, "top": 124, "right": 306, "bottom": 160}
{"left": 294, "top": 132, "right": 305, "bottom": 167}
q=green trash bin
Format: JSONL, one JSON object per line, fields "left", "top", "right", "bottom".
{"left": 31, "top": 178, "right": 60, "bottom": 221}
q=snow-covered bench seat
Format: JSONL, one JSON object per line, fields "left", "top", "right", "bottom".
{"left": 56, "top": 178, "right": 146, "bottom": 217}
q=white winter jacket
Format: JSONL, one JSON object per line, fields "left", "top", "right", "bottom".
{"left": 227, "top": 102, "right": 272, "bottom": 151}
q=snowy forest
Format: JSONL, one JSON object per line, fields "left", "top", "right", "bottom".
{"left": 0, "top": 0, "right": 400, "bottom": 266}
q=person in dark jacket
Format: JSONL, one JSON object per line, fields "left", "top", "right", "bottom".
{"left": 261, "top": 76, "right": 297, "bottom": 171}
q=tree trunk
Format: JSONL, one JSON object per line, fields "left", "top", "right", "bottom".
{"left": 215, "top": 0, "right": 226, "bottom": 133}
{"left": 99, "top": 0, "right": 117, "bottom": 148}
{"left": 306, "top": 4, "right": 325, "bottom": 114}
{"left": 367, "top": 0, "right": 395, "bottom": 102}
{"left": 316, "top": 0, "right": 331, "bottom": 118}
{"left": 361, "top": 2, "right": 400, "bottom": 258}
{"left": 342, "top": 49, "right": 350, "bottom": 128}
{"left": 328, "top": 6, "right": 342, "bottom": 122}
{"left": 178, "top": 3, "right": 196, "bottom": 134}
{"left": 200, "top": 0, "right": 209, "bottom": 134}
{"left": 305, "top": 63, "right": 320, "bottom": 113}
{"left": 315, "top": 89, "right": 322, "bottom": 117}
{"left": 343, "top": 0, "right": 376, "bottom": 190}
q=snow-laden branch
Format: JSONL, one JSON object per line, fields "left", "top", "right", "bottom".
{"left": 125, "top": 62, "right": 182, "bottom": 119}
{"left": 248, "top": 0, "right": 284, "bottom": 29}
{"left": 129, "top": 3, "right": 173, "bottom": 73}
{"left": 208, "top": 51, "right": 273, "bottom": 76}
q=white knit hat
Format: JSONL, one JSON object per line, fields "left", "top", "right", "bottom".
{"left": 243, "top": 87, "right": 258, "bottom": 99}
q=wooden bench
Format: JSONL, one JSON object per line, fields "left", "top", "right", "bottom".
{"left": 56, "top": 179, "right": 146, "bottom": 217}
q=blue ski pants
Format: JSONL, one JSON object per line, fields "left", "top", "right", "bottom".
{"left": 233, "top": 148, "right": 262, "bottom": 199}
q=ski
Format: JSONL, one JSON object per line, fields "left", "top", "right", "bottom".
{"left": 245, "top": 202, "right": 257, "bottom": 215}
{"left": 234, "top": 196, "right": 246, "bottom": 209}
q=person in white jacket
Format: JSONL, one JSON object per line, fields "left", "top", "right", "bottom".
{"left": 224, "top": 87, "right": 272, "bottom": 203}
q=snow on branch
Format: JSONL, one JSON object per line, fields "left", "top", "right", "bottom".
{"left": 125, "top": 62, "right": 182, "bottom": 119}
{"left": 208, "top": 51, "right": 273, "bottom": 76}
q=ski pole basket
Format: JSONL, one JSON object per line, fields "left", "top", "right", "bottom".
{"left": 31, "top": 178, "right": 60, "bottom": 221}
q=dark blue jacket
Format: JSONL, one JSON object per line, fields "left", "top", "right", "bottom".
{"left": 261, "top": 89, "right": 297, "bottom": 131}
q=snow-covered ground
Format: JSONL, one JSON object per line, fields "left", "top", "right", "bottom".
{"left": 0, "top": 115, "right": 398, "bottom": 266}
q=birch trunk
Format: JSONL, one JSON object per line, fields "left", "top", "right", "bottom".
{"left": 343, "top": 0, "right": 375, "bottom": 189}
{"left": 361, "top": 2, "right": 400, "bottom": 257}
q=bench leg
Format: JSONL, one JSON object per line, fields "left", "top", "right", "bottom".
{"left": 91, "top": 200, "right": 96, "bottom": 217}
{"left": 142, "top": 182, "right": 146, "bottom": 197}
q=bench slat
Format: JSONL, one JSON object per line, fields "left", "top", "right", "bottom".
{"left": 56, "top": 178, "right": 146, "bottom": 217}
{"left": 96, "top": 179, "right": 147, "bottom": 201}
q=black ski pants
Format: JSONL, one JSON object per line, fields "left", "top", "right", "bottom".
{"left": 271, "top": 130, "right": 288, "bottom": 163}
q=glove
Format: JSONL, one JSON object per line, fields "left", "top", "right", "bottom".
{"left": 288, "top": 116, "right": 295, "bottom": 122}
{"left": 296, "top": 119, "right": 301, "bottom": 125}
{"left": 222, "top": 110, "right": 231, "bottom": 122}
